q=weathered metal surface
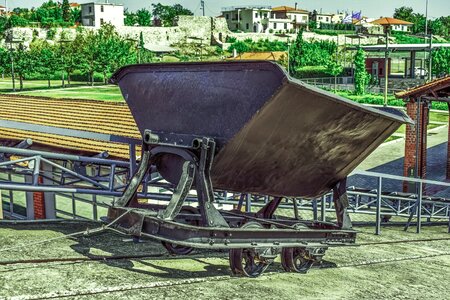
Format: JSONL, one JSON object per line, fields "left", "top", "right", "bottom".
{"left": 111, "top": 61, "right": 410, "bottom": 198}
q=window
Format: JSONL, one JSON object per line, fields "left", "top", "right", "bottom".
{"left": 255, "top": 12, "right": 258, "bottom": 18}
{"left": 100, "top": 5, "right": 104, "bottom": 12}
{"left": 284, "top": 23, "right": 287, "bottom": 29}
{"left": 273, "top": 23, "right": 277, "bottom": 29}
{"left": 236, "top": 24, "right": 238, "bottom": 29}
{"left": 225, "top": 14, "right": 229, "bottom": 19}
{"left": 264, "top": 13, "right": 267, "bottom": 18}
{"left": 326, "top": 17, "right": 329, "bottom": 22}
{"left": 246, "top": 23, "right": 249, "bottom": 30}
{"left": 88, "top": 6, "right": 92, "bottom": 13}
{"left": 100, "top": 18, "right": 104, "bottom": 25}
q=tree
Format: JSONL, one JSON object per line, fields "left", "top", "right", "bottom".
{"left": 393, "top": 7, "right": 414, "bottom": 22}
{"left": 326, "top": 60, "right": 343, "bottom": 92}
{"left": 289, "top": 29, "right": 304, "bottom": 74}
{"left": 151, "top": 3, "right": 193, "bottom": 27}
{"left": 77, "top": 29, "right": 98, "bottom": 86}
{"left": 432, "top": 48, "right": 450, "bottom": 76}
{"left": 62, "top": 0, "right": 71, "bottom": 22}
{"left": 0, "top": 48, "right": 9, "bottom": 78}
{"left": 136, "top": 8, "right": 151, "bottom": 26}
{"left": 30, "top": 40, "right": 57, "bottom": 87}
{"left": 227, "top": 41, "right": 250, "bottom": 54}
{"left": 124, "top": 9, "right": 137, "bottom": 26}
{"left": 12, "top": 43, "right": 33, "bottom": 91}
{"left": 353, "top": 47, "right": 370, "bottom": 95}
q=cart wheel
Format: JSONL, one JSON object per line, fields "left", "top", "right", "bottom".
{"left": 281, "top": 247, "right": 314, "bottom": 273}
{"left": 229, "top": 222, "right": 273, "bottom": 277}
{"left": 161, "top": 207, "right": 198, "bottom": 255}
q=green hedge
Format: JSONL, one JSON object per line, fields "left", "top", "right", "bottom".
{"left": 336, "top": 90, "right": 448, "bottom": 111}
{"left": 25, "top": 70, "right": 105, "bottom": 82}
{"left": 293, "top": 66, "right": 333, "bottom": 78}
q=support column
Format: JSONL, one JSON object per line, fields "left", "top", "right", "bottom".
{"left": 25, "top": 172, "right": 55, "bottom": 220}
{"left": 446, "top": 103, "right": 450, "bottom": 179}
{"left": 33, "top": 176, "right": 46, "bottom": 219}
{"left": 410, "top": 51, "right": 416, "bottom": 78}
{"left": 403, "top": 99, "right": 429, "bottom": 192}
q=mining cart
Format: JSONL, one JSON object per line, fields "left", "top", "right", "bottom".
{"left": 106, "top": 61, "right": 409, "bottom": 277}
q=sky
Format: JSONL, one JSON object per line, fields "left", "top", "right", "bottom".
{"left": 3, "top": 0, "right": 450, "bottom": 19}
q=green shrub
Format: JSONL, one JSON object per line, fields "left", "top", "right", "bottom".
{"left": 293, "top": 66, "right": 332, "bottom": 78}
{"left": 46, "top": 28, "right": 56, "bottom": 40}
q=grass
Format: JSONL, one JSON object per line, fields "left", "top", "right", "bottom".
{"left": 0, "top": 78, "right": 124, "bottom": 102}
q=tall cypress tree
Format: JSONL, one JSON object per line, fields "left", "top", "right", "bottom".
{"left": 289, "top": 29, "right": 304, "bottom": 75}
{"left": 62, "top": 0, "right": 71, "bottom": 22}
{"left": 353, "top": 47, "right": 370, "bottom": 95}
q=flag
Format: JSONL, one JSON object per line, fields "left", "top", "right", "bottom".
{"left": 352, "top": 11, "right": 362, "bottom": 20}
{"left": 342, "top": 14, "right": 352, "bottom": 23}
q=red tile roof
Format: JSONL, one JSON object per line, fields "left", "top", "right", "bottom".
{"left": 272, "top": 6, "right": 308, "bottom": 13}
{"left": 372, "top": 17, "right": 413, "bottom": 26}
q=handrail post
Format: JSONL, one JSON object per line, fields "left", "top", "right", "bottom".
{"left": 320, "top": 195, "right": 326, "bottom": 222}
{"left": 417, "top": 181, "right": 423, "bottom": 233}
{"left": 376, "top": 176, "right": 382, "bottom": 235}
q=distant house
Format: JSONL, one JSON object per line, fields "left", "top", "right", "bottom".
{"left": 355, "top": 18, "right": 384, "bottom": 34}
{"left": 331, "top": 12, "right": 346, "bottom": 24}
{"left": 270, "top": 6, "right": 309, "bottom": 32}
{"left": 0, "top": 5, "right": 6, "bottom": 15}
{"left": 70, "top": 3, "right": 81, "bottom": 10}
{"left": 222, "top": 5, "right": 272, "bottom": 33}
{"left": 81, "top": 2, "right": 124, "bottom": 28}
{"left": 313, "top": 12, "right": 334, "bottom": 25}
{"left": 371, "top": 17, "right": 413, "bottom": 33}
{"left": 221, "top": 5, "right": 308, "bottom": 33}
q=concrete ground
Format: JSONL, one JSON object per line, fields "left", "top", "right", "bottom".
{"left": 0, "top": 222, "right": 448, "bottom": 300}
{"left": 350, "top": 123, "right": 450, "bottom": 195}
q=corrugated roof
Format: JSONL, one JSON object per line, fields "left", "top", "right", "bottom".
{"left": 227, "top": 51, "right": 287, "bottom": 61}
{"left": 372, "top": 17, "right": 413, "bottom": 26}
{"left": 0, "top": 95, "right": 140, "bottom": 159}
{"left": 395, "top": 75, "right": 450, "bottom": 99}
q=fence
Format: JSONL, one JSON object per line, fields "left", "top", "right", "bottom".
{"left": 301, "top": 76, "right": 405, "bottom": 94}
{"left": 0, "top": 146, "right": 449, "bottom": 235}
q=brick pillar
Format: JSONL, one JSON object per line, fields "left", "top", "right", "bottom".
{"left": 33, "top": 176, "right": 46, "bottom": 219}
{"left": 447, "top": 103, "right": 450, "bottom": 179}
{"left": 403, "top": 99, "right": 429, "bottom": 192}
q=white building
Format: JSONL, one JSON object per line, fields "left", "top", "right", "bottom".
{"left": 312, "top": 12, "right": 334, "bottom": 26}
{"left": 222, "top": 5, "right": 308, "bottom": 33}
{"left": 0, "top": 5, "right": 6, "bottom": 14}
{"left": 222, "top": 5, "right": 272, "bottom": 33}
{"left": 270, "top": 6, "right": 309, "bottom": 33}
{"left": 81, "top": 2, "right": 124, "bottom": 28}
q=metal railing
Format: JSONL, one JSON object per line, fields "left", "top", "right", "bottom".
{"left": 0, "top": 146, "right": 449, "bottom": 235}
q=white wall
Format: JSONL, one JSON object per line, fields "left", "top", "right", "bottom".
{"left": 81, "top": 3, "right": 124, "bottom": 28}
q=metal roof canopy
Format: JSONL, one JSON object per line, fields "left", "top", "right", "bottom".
{"left": 347, "top": 43, "right": 450, "bottom": 52}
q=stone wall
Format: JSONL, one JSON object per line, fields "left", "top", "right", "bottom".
{"left": 2, "top": 16, "right": 383, "bottom": 50}
{"left": 380, "top": 78, "right": 427, "bottom": 90}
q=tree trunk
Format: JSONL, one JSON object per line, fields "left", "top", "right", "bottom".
{"left": 19, "top": 75, "right": 23, "bottom": 91}
{"left": 48, "top": 78, "right": 51, "bottom": 88}
{"left": 90, "top": 71, "right": 94, "bottom": 87}
{"left": 334, "top": 75, "right": 337, "bottom": 92}
{"left": 67, "top": 73, "right": 71, "bottom": 87}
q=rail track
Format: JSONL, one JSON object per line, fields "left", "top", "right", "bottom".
{"left": 6, "top": 248, "right": 450, "bottom": 300}
{"left": 1, "top": 236, "right": 448, "bottom": 268}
